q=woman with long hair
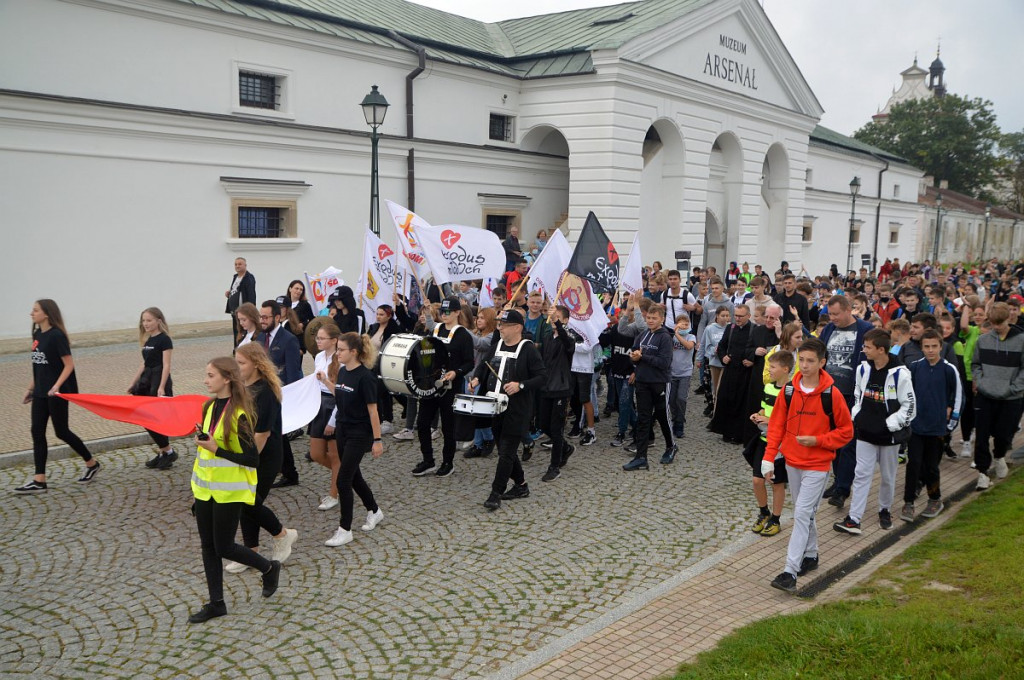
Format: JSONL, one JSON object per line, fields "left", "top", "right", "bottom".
{"left": 15, "top": 300, "right": 98, "bottom": 493}
{"left": 188, "top": 357, "right": 281, "bottom": 623}
{"left": 763, "top": 321, "right": 804, "bottom": 383}
{"left": 235, "top": 302, "right": 261, "bottom": 348}
{"left": 333, "top": 285, "right": 366, "bottom": 335}
{"left": 285, "top": 279, "right": 314, "bottom": 336}
{"left": 323, "top": 333, "right": 385, "bottom": 547}
{"left": 310, "top": 321, "right": 343, "bottom": 511}
{"left": 225, "top": 344, "right": 298, "bottom": 573}
{"left": 465, "top": 307, "right": 498, "bottom": 458}
{"left": 367, "top": 304, "right": 400, "bottom": 433}
{"left": 131, "top": 307, "right": 178, "bottom": 470}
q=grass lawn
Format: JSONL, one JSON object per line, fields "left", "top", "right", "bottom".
{"left": 673, "top": 471, "right": 1024, "bottom": 680}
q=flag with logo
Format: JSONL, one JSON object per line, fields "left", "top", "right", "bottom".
{"left": 528, "top": 229, "right": 572, "bottom": 304}
{"left": 359, "top": 229, "right": 397, "bottom": 319}
{"left": 478, "top": 277, "right": 499, "bottom": 308}
{"left": 567, "top": 211, "right": 619, "bottom": 294}
{"left": 620, "top": 232, "right": 643, "bottom": 296}
{"left": 415, "top": 223, "right": 506, "bottom": 285}
{"left": 555, "top": 271, "right": 609, "bottom": 347}
{"left": 304, "top": 267, "right": 344, "bottom": 315}
{"left": 386, "top": 200, "right": 434, "bottom": 285}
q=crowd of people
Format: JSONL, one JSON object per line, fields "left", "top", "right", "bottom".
{"left": 14, "top": 249, "right": 1024, "bottom": 616}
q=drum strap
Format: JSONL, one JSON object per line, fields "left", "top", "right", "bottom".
{"left": 490, "top": 339, "right": 531, "bottom": 397}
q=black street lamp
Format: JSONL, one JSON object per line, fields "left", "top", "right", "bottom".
{"left": 981, "top": 203, "right": 992, "bottom": 261}
{"left": 846, "top": 176, "right": 861, "bottom": 274}
{"left": 932, "top": 191, "right": 943, "bottom": 264}
{"left": 361, "top": 85, "right": 390, "bottom": 236}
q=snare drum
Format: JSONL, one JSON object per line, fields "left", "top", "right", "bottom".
{"left": 453, "top": 393, "right": 508, "bottom": 416}
{"left": 379, "top": 334, "right": 450, "bottom": 398}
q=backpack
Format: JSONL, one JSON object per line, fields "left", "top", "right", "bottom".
{"left": 782, "top": 383, "right": 836, "bottom": 430}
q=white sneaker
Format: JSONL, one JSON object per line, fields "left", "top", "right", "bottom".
{"left": 272, "top": 528, "right": 298, "bottom": 563}
{"left": 431, "top": 428, "right": 441, "bottom": 440}
{"left": 324, "top": 527, "right": 353, "bottom": 547}
{"left": 393, "top": 428, "right": 415, "bottom": 441}
{"left": 960, "top": 440, "right": 974, "bottom": 458}
{"left": 318, "top": 495, "right": 339, "bottom": 511}
{"left": 994, "top": 457, "right": 1009, "bottom": 479}
{"left": 976, "top": 472, "right": 991, "bottom": 490}
{"left": 224, "top": 559, "right": 249, "bottom": 574}
{"left": 457, "top": 441, "right": 472, "bottom": 451}
{"left": 361, "top": 509, "right": 384, "bottom": 532}
{"left": 380, "top": 421, "right": 394, "bottom": 435}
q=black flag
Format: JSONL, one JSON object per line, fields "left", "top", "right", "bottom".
{"left": 567, "top": 211, "right": 619, "bottom": 294}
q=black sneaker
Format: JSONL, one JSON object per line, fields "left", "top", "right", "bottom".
{"left": 521, "top": 443, "right": 534, "bottom": 462}
{"left": 77, "top": 462, "right": 101, "bottom": 483}
{"left": 827, "top": 491, "right": 848, "bottom": 508}
{"left": 500, "top": 483, "right": 530, "bottom": 500}
{"left": 261, "top": 560, "right": 282, "bottom": 598}
{"left": 580, "top": 430, "right": 596, "bottom": 446}
{"left": 660, "top": 445, "right": 677, "bottom": 465}
{"left": 155, "top": 452, "right": 175, "bottom": 470}
{"left": 145, "top": 453, "right": 162, "bottom": 468}
{"left": 567, "top": 426, "right": 582, "bottom": 439}
{"left": 797, "top": 556, "right": 819, "bottom": 576}
{"left": 623, "top": 457, "right": 649, "bottom": 471}
{"left": 541, "top": 467, "right": 561, "bottom": 482}
{"left": 411, "top": 461, "right": 436, "bottom": 476}
{"left": 483, "top": 492, "right": 501, "bottom": 510}
{"left": 13, "top": 480, "right": 48, "bottom": 494}
{"left": 879, "top": 508, "right": 893, "bottom": 530}
{"left": 559, "top": 443, "right": 576, "bottom": 467}
{"left": 695, "top": 383, "right": 708, "bottom": 395}
{"left": 188, "top": 601, "right": 227, "bottom": 624}
{"left": 480, "top": 440, "right": 495, "bottom": 457}
{"left": 821, "top": 482, "right": 837, "bottom": 498}
{"left": 463, "top": 445, "right": 484, "bottom": 459}
{"left": 271, "top": 475, "right": 298, "bottom": 488}
{"left": 601, "top": 407, "right": 613, "bottom": 419}
{"left": 702, "top": 404, "right": 714, "bottom": 417}
{"left": 833, "top": 516, "right": 862, "bottom": 535}
{"left": 610, "top": 433, "right": 626, "bottom": 447}
{"left": 435, "top": 462, "right": 454, "bottom": 478}
{"left": 770, "top": 572, "right": 797, "bottom": 593}
{"left": 624, "top": 442, "right": 638, "bottom": 454}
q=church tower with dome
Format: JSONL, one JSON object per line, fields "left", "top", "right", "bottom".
{"left": 873, "top": 46, "right": 947, "bottom": 122}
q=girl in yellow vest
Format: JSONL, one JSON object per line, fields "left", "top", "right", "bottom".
{"left": 189, "top": 357, "right": 281, "bottom": 624}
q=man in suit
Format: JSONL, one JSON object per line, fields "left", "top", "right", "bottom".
{"left": 259, "top": 299, "right": 303, "bottom": 487}
{"left": 226, "top": 257, "right": 257, "bottom": 346}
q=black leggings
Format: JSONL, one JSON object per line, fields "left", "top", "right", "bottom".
{"left": 335, "top": 430, "right": 378, "bottom": 531}
{"left": 538, "top": 395, "right": 568, "bottom": 469}
{"left": 140, "top": 377, "right": 172, "bottom": 449}
{"left": 905, "top": 433, "right": 943, "bottom": 503}
{"left": 240, "top": 439, "right": 284, "bottom": 548}
{"left": 194, "top": 498, "right": 271, "bottom": 604}
{"left": 31, "top": 396, "right": 93, "bottom": 475}
{"left": 417, "top": 390, "right": 456, "bottom": 465}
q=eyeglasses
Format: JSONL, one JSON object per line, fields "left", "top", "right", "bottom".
{"left": 259, "top": 314, "right": 273, "bottom": 320}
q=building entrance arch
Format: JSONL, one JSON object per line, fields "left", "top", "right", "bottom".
{"left": 704, "top": 133, "right": 743, "bottom": 273}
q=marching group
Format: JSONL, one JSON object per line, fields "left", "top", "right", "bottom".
{"left": 15, "top": 250, "right": 1024, "bottom": 616}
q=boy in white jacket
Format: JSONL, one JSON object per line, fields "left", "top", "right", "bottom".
{"left": 834, "top": 329, "right": 916, "bottom": 534}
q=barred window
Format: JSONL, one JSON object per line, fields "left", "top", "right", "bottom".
{"left": 489, "top": 114, "right": 514, "bottom": 143}
{"left": 486, "top": 214, "right": 514, "bottom": 239}
{"left": 238, "top": 207, "right": 284, "bottom": 238}
{"left": 239, "top": 72, "right": 279, "bottom": 110}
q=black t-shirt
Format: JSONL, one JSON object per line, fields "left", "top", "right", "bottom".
{"left": 142, "top": 333, "right": 173, "bottom": 370}
{"left": 249, "top": 379, "right": 282, "bottom": 436}
{"left": 334, "top": 364, "right": 377, "bottom": 432}
{"left": 855, "top": 362, "right": 893, "bottom": 445}
{"left": 31, "top": 327, "right": 78, "bottom": 397}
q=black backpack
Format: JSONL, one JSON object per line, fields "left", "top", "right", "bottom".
{"left": 782, "top": 383, "right": 836, "bottom": 430}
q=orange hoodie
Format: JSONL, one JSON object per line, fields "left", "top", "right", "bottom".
{"left": 763, "top": 369, "right": 854, "bottom": 472}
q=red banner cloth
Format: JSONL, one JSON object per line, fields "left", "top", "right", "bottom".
{"left": 59, "top": 393, "right": 207, "bottom": 437}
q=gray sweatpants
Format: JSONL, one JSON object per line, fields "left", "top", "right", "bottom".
{"left": 784, "top": 465, "right": 829, "bottom": 577}
{"left": 849, "top": 440, "right": 899, "bottom": 524}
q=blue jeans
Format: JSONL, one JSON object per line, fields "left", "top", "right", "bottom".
{"left": 614, "top": 377, "right": 637, "bottom": 435}
{"left": 473, "top": 427, "right": 494, "bottom": 447}
{"left": 833, "top": 393, "right": 857, "bottom": 494}
{"left": 669, "top": 376, "right": 691, "bottom": 434}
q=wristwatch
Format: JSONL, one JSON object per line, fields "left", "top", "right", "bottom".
{"left": 518, "top": 382, "right": 524, "bottom": 391}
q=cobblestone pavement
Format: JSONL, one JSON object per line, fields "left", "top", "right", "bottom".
{"left": 0, "top": 338, "right": 756, "bottom": 679}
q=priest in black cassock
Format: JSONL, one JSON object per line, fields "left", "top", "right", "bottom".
{"left": 740, "top": 303, "right": 784, "bottom": 442}
{"left": 708, "top": 304, "right": 754, "bottom": 443}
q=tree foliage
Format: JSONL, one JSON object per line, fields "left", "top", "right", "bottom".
{"left": 997, "top": 130, "right": 1024, "bottom": 214}
{"left": 854, "top": 94, "right": 1001, "bottom": 197}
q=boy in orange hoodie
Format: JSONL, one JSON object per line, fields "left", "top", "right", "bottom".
{"left": 764, "top": 337, "right": 854, "bottom": 592}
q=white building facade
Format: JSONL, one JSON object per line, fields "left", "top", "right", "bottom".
{"left": 0, "top": 0, "right": 924, "bottom": 339}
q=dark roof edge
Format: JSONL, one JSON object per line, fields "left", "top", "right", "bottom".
{"left": 810, "top": 126, "right": 909, "bottom": 165}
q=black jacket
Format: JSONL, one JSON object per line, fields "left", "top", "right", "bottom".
{"left": 473, "top": 335, "right": 547, "bottom": 436}
{"left": 226, "top": 271, "right": 256, "bottom": 313}
{"left": 541, "top": 320, "right": 576, "bottom": 396}
{"left": 631, "top": 326, "right": 673, "bottom": 384}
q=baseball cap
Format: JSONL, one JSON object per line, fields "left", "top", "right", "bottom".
{"left": 440, "top": 296, "right": 461, "bottom": 315}
{"left": 498, "top": 309, "right": 525, "bottom": 325}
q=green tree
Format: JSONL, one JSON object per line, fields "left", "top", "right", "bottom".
{"left": 854, "top": 94, "right": 1001, "bottom": 197}
{"left": 997, "top": 130, "right": 1024, "bottom": 214}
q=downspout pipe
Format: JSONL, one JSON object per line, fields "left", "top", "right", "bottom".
{"left": 869, "top": 153, "right": 890, "bottom": 273}
{"left": 387, "top": 31, "right": 426, "bottom": 212}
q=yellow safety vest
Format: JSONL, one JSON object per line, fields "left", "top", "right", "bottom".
{"left": 190, "top": 402, "right": 258, "bottom": 505}
{"left": 760, "top": 382, "right": 781, "bottom": 443}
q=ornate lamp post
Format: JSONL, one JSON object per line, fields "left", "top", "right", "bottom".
{"left": 846, "top": 176, "right": 861, "bottom": 274}
{"left": 981, "top": 203, "right": 992, "bottom": 261}
{"left": 360, "top": 85, "right": 390, "bottom": 236}
{"left": 931, "top": 191, "right": 943, "bottom": 265}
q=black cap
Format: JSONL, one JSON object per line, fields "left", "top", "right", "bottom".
{"left": 275, "top": 295, "right": 289, "bottom": 307}
{"left": 498, "top": 309, "right": 524, "bottom": 326}
{"left": 440, "top": 296, "right": 461, "bottom": 315}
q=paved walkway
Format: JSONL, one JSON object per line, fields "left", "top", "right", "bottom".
{"left": 1, "top": 336, "right": 1019, "bottom": 679}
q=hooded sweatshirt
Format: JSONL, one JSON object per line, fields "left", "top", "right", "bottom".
{"left": 972, "top": 325, "right": 1024, "bottom": 400}
{"left": 851, "top": 355, "right": 916, "bottom": 445}
{"left": 764, "top": 369, "right": 854, "bottom": 471}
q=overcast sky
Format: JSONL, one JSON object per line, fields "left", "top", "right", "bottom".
{"left": 413, "top": 0, "right": 1024, "bottom": 137}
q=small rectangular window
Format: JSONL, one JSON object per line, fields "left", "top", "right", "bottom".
{"left": 893, "top": 183, "right": 901, "bottom": 198}
{"left": 889, "top": 222, "right": 900, "bottom": 245}
{"left": 804, "top": 168, "right": 813, "bottom": 186}
{"left": 239, "top": 72, "right": 279, "bottom": 110}
{"left": 802, "top": 216, "right": 815, "bottom": 243}
{"left": 489, "top": 114, "right": 514, "bottom": 143}
{"left": 486, "top": 214, "right": 514, "bottom": 239}
{"left": 238, "top": 207, "right": 284, "bottom": 238}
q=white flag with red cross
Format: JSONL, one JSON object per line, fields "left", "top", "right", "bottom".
{"left": 359, "top": 229, "right": 397, "bottom": 319}
{"left": 415, "top": 223, "right": 507, "bottom": 285}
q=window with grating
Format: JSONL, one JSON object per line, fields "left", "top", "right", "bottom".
{"left": 489, "top": 114, "right": 514, "bottom": 143}
{"left": 238, "top": 207, "right": 284, "bottom": 238}
{"left": 485, "top": 214, "right": 514, "bottom": 239}
{"left": 239, "top": 72, "right": 279, "bottom": 110}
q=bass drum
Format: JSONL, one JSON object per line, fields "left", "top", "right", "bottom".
{"left": 378, "top": 334, "right": 450, "bottom": 398}
{"left": 304, "top": 317, "right": 334, "bottom": 355}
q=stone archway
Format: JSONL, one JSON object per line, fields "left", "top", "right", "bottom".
{"left": 758, "top": 143, "right": 789, "bottom": 273}
{"left": 519, "top": 124, "right": 570, "bottom": 236}
{"left": 639, "top": 119, "right": 686, "bottom": 266}
{"left": 704, "top": 132, "right": 743, "bottom": 274}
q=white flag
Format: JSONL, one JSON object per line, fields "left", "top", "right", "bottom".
{"left": 621, "top": 232, "right": 643, "bottom": 296}
{"left": 359, "top": 229, "right": 397, "bottom": 319}
{"left": 281, "top": 374, "right": 323, "bottom": 433}
{"left": 478, "top": 277, "right": 499, "bottom": 308}
{"left": 386, "top": 200, "right": 434, "bottom": 285}
{"left": 416, "top": 223, "right": 506, "bottom": 285}
{"left": 555, "top": 271, "right": 610, "bottom": 347}
{"left": 528, "top": 229, "right": 572, "bottom": 304}
{"left": 305, "top": 267, "right": 344, "bottom": 315}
